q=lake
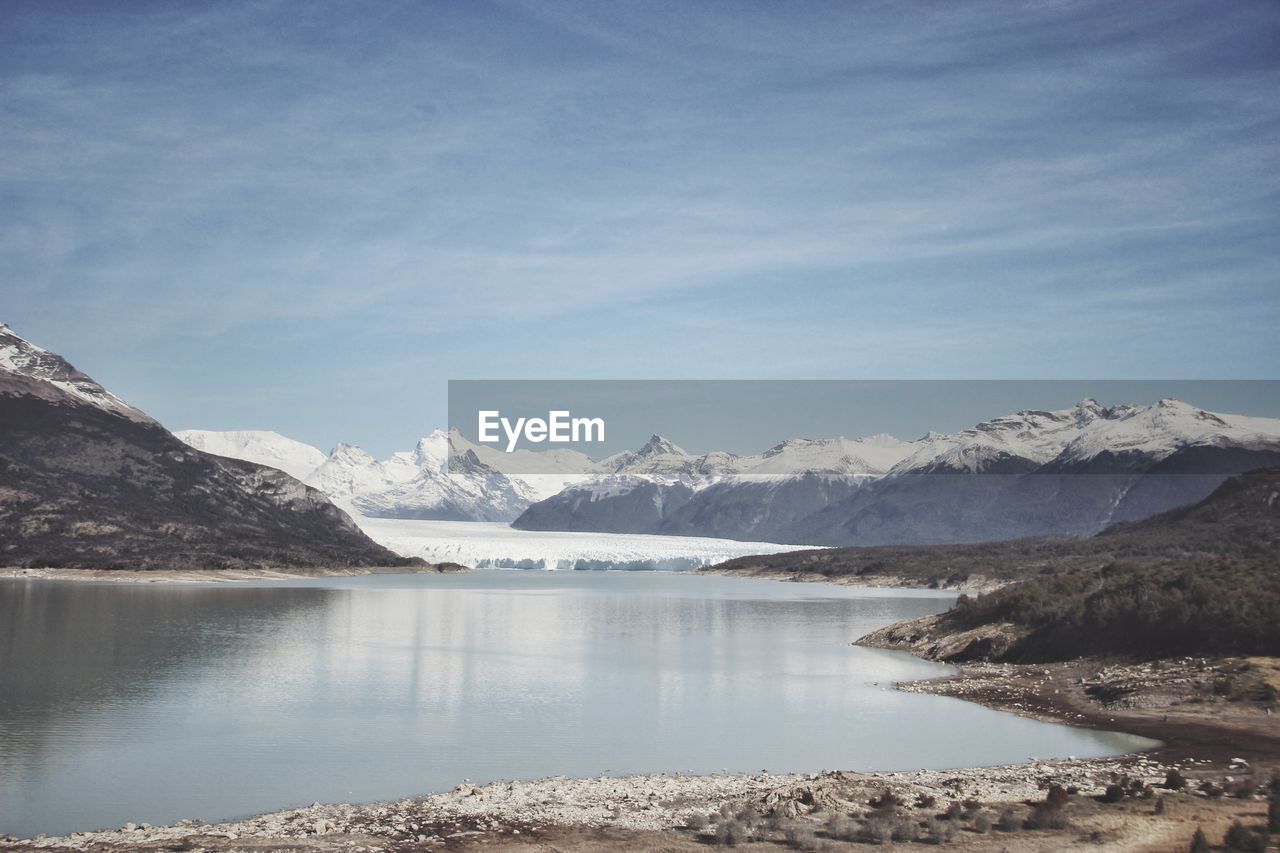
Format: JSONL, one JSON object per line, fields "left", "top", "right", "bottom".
{"left": 0, "top": 571, "right": 1153, "bottom": 837}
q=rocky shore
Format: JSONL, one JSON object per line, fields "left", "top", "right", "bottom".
{"left": 3, "top": 751, "right": 1272, "bottom": 852}
{"left": 0, "top": 564, "right": 472, "bottom": 583}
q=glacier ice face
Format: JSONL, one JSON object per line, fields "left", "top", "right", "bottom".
{"left": 351, "top": 517, "right": 815, "bottom": 571}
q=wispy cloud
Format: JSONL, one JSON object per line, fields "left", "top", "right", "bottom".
{"left": 2, "top": 0, "right": 1277, "bottom": 453}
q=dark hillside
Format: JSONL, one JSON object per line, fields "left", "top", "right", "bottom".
{"left": 854, "top": 469, "right": 1280, "bottom": 661}
{"left": 0, "top": 326, "right": 416, "bottom": 570}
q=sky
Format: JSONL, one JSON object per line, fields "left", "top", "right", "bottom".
{"left": 2, "top": 0, "right": 1278, "bottom": 457}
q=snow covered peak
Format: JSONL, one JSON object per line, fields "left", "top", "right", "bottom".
{"left": 1073, "top": 397, "right": 1109, "bottom": 422}
{"left": 1055, "top": 398, "right": 1277, "bottom": 463}
{"left": 175, "top": 429, "right": 328, "bottom": 481}
{"left": 890, "top": 396, "right": 1179, "bottom": 474}
{"left": 334, "top": 443, "right": 378, "bottom": 467}
{"left": 741, "top": 435, "right": 914, "bottom": 476}
{"left": 413, "top": 431, "right": 450, "bottom": 470}
{"left": 595, "top": 435, "right": 701, "bottom": 478}
{"left": 0, "top": 322, "right": 151, "bottom": 422}
{"left": 890, "top": 397, "right": 1280, "bottom": 474}
{"left": 637, "top": 434, "right": 687, "bottom": 457}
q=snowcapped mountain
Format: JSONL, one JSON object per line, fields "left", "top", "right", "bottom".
{"left": 890, "top": 399, "right": 1108, "bottom": 474}
{"left": 178, "top": 428, "right": 542, "bottom": 522}
{"left": 179, "top": 396, "right": 1280, "bottom": 541}
{"left": 447, "top": 429, "right": 591, "bottom": 501}
{"left": 0, "top": 323, "right": 151, "bottom": 423}
{"left": 514, "top": 398, "right": 1280, "bottom": 546}
{"left": 1053, "top": 397, "right": 1280, "bottom": 466}
{"left": 175, "top": 429, "right": 329, "bottom": 482}
{"left": 0, "top": 323, "right": 410, "bottom": 570}
{"left": 736, "top": 433, "right": 917, "bottom": 477}
{"left": 513, "top": 431, "right": 918, "bottom": 541}
{"left": 306, "top": 431, "right": 532, "bottom": 522}
{"left": 589, "top": 432, "right": 917, "bottom": 482}
{"left": 888, "top": 397, "right": 1280, "bottom": 475}
{"left": 174, "top": 425, "right": 918, "bottom": 525}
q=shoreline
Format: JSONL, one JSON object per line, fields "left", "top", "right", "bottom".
{"left": 0, "top": 563, "right": 471, "bottom": 583}
{"left": 3, "top": 730, "right": 1265, "bottom": 851}
{"left": 4, "top": 573, "right": 1275, "bottom": 851}
{"left": 697, "top": 565, "right": 1006, "bottom": 593}
{"left": 2, "top": 564, "right": 988, "bottom": 589}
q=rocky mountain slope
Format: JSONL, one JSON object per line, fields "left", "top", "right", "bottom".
{"left": 0, "top": 324, "right": 414, "bottom": 570}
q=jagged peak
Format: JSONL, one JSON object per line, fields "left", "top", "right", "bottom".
{"left": 637, "top": 434, "right": 686, "bottom": 456}
{"left": 415, "top": 431, "right": 448, "bottom": 451}
{"left": 328, "top": 442, "right": 376, "bottom": 463}
{"left": 1155, "top": 396, "right": 1193, "bottom": 410}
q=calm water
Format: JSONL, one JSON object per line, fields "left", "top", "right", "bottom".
{"left": 0, "top": 572, "right": 1152, "bottom": 837}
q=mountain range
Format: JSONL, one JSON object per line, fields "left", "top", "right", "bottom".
{"left": 178, "top": 394, "right": 1280, "bottom": 548}
{"left": 0, "top": 324, "right": 413, "bottom": 570}
{"left": 177, "top": 428, "right": 538, "bottom": 523}
{"left": 11, "top": 315, "right": 1275, "bottom": 567}
{"left": 516, "top": 397, "right": 1280, "bottom": 545}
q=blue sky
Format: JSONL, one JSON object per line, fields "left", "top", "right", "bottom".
{"left": 3, "top": 0, "right": 1278, "bottom": 456}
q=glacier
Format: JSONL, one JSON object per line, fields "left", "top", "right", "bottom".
{"left": 352, "top": 517, "right": 815, "bottom": 571}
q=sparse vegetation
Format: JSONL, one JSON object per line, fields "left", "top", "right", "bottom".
{"left": 1164, "top": 768, "right": 1188, "bottom": 790}
{"left": 856, "top": 816, "right": 894, "bottom": 844}
{"left": 823, "top": 813, "right": 858, "bottom": 842}
{"left": 1222, "top": 820, "right": 1266, "bottom": 852}
{"left": 920, "top": 816, "right": 954, "bottom": 844}
{"left": 1025, "top": 784, "right": 1070, "bottom": 829}
{"left": 783, "top": 822, "right": 818, "bottom": 851}
{"left": 950, "top": 557, "right": 1280, "bottom": 660}
{"left": 995, "top": 807, "right": 1023, "bottom": 832}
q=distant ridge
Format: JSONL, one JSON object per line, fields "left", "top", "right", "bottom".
{"left": 514, "top": 398, "right": 1280, "bottom": 545}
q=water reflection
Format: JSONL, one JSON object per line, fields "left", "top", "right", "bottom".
{"left": 0, "top": 573, "right": 1151, "bottom": 838}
